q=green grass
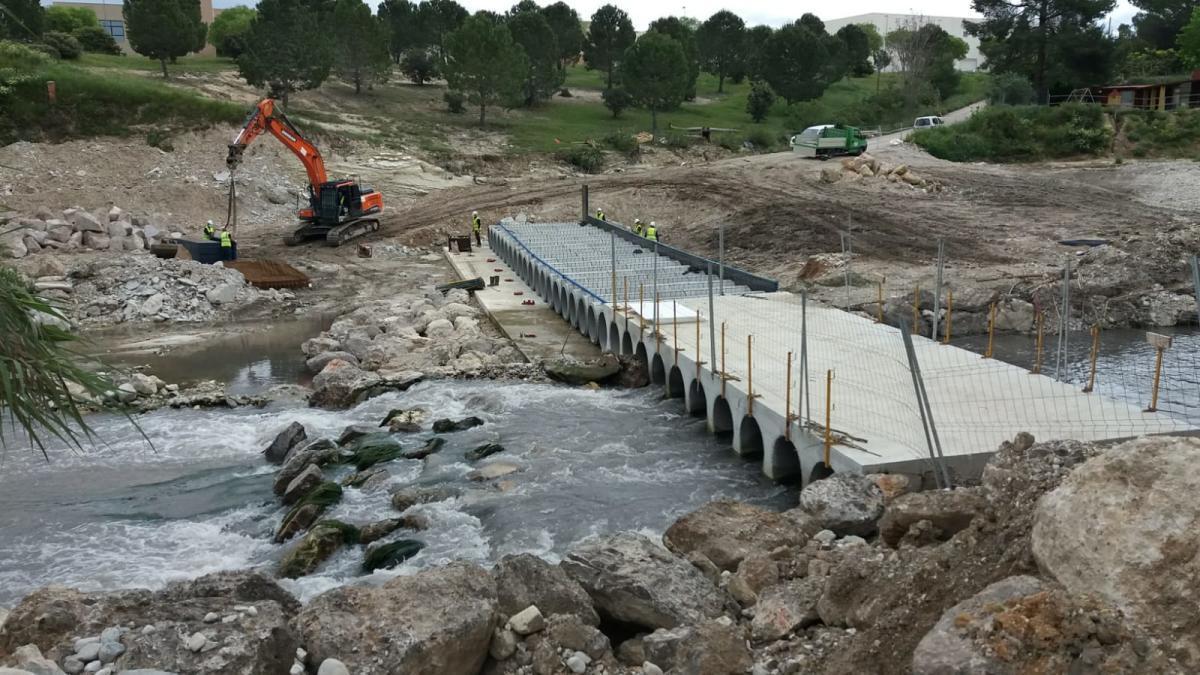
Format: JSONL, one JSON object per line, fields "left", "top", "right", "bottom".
{"left": 78, "top": 52, "right": 237, "bottom": 74}
{"left": 0, "top": 50, "right": 244, "bottom": 143}
{"left": 486, "top": 66, "right": 990, "bottom": 153}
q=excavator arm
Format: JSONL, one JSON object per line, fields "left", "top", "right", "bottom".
{"left": 226, "top": 98, "right": 328, "bottom": 190}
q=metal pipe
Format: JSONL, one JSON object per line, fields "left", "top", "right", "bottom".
{"left": 1148, "top": 347, "right": 1165, "bottom": 412}
{"left": 942, "top": 290, "right": 954, "bottom": 344}
{"left": 1033, "top": 312, "right": 1045, "bottom": 374}
{"left": 823, "top": 369, "right": 832, "bottom": 467}
{"left": 931, "top": 238, "right": 944, "bottom": 340}
{"left": 747, "top": 334, "right": 754, "bottom": 415}
{"left": 718, "top": 223, "right": 725, "bottom": 296}
{"left": 984, "top": 302, "right": 997, "bottom": 359}
{"left": 785, "top": 351, "right": 792, "bottom": 440}
{"left": 610, "top": 230, "right": 616, "bottom": 304}
{"left": 801, "top": 289, "right": 810, "bottom": 426}
{"left": 707, "top": 264, "right": 717, "bottom": 378}
{"left": 1082, "top": 325, "right": 1100, "bottom": 393}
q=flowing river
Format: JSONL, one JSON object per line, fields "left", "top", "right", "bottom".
{"left": 0, "top": 378, "right": 793, "bottom": 607}
{"left": 3, "top": 317, "right": 1197, "bottom": 609}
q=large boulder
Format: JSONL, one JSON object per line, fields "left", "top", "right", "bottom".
{"left": 0, "top": 571, "right": 297, "bottom": 674}
{"left": 494, "top": 554, "right": 599, "bottom": 625}
{"left": 1032, "top": 436, "right": 1200, "bottom": 665}
{"left": 912, "top": 576, "right": 1045, "bottom": 674}
{"left": 281, "top": 465, "right": 324, "bottom": 506}
{"left": 561, "top": 532, "right": 727, "bottom": 631}
{"left": 543, "top": 355, "right": 620, "bottom": 385}
{"left": 309, "top": 360, "right": 383, "bottom": 409}
{"left": 296, "top": 562, "right": 497, "bottom": 674}
{"left": 305, "top": 351, "right": 359, "bottom": 374}
{"left": 878, "top": 488, "right": 984, "bottom": 548}
{"left": 262, "top": 422, "right": 307, "bottom": 464}
{"left": 273, "top": 439, "right": 342, "bottom": 497}
{"left": 663, "top": 500, "right": 807, "bottom": 572}
{"left": 750, "top": 578, "right": 823, "bottom": 643}
{"left": 797, "top": 473, "right": 884, "bottom": 537}
{"left": 390, "top": 485, "right": 460, "bottom": 512}
{"left": 911, "top": 575, "right": 1157, "bottom": 674}
{"left": 642, "top": 619, "right": 751, "bottom": 675}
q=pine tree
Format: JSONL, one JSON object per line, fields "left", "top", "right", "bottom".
{"left": 584, "top": 4, "right": 635, "bottom": 90}
{"left": 697, "top": 10, "right": 745, "bottom": 93}
{"left": 123, "top": 0, "right": 207, "bottom": 77}
{"left": 621, "top": 31, "right": 688, "bottom": 138}
{"left": 236, "top": 0, "right": 333, "bottom": 107}
{"left": 333, "top": 0, "right": 391, "bottom": 94}
{"left": 0, "top": 0, "right": 44, "bottom": 40}
{"left": 507, "top": 9, "right": 562, "bottom": 105}
{"left": 443, "top": 14, "right": 527, "bottom": 126}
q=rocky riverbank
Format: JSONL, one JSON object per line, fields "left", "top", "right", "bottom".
{"left": 2, "top": 432, "right": 1196, "bottom": 674}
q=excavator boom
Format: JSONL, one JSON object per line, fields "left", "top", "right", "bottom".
{"left": 224, "top": 98, "right": 383, "bottom": 247}
{"left": 227, "top": 99, "right": 328, "bottom": 188}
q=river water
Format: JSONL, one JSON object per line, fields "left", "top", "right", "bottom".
{"left": 953, "top": 325, "right": 1200, "bottom": 424}
{"left": 0, "top": 379, "right": 792, "bottom": 607}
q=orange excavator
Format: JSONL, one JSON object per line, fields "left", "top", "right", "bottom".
{"left": 226, "top": 98, "right": 384, "bottom": 246}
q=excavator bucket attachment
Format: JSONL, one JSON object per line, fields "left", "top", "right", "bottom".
{"left": 224, "top": 260, "right": 310, "bottom": 289}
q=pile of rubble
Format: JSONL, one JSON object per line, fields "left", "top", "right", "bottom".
{"left": 1, "top": 205, "right": 167, "bottom": 260}
{"left": 65, "top": 255, "right": 271, "bottom": 326}
{"left": 820, "top": 153, "right": 946, "bottom": 193}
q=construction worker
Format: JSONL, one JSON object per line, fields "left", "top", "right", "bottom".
{"left": 596, "top": 208, "right": 606, "bottom": 222}
{"left": 633, "top": 218, "right": 644, "bottom": 236}
{"left": 219, "top": 228, "right": 233, "bottom": 250}
{"left": 203, "top": 220, "right": 217, "bottom": 241}
{"left": 471, "top": 210, "right": 482, "bottom": 246}
{"left": 645, "top": 221, "right": 658, "bottom": 242}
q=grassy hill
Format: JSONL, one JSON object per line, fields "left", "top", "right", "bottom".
{"left": 11, "top": 43, "right": 988, "bottom": 161}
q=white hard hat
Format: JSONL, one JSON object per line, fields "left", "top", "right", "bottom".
{"left": 650, "top": 221, "right": 657, "bottom": 226}
{"left": 472, "top": 210, "right": 478, "bottom": 216}
{"left": 206, "top": 220, "right": 213, "bottom": 226}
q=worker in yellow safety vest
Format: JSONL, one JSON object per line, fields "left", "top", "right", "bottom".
{"left": 203, "top": 220, "right": 217, "bottom": 241}
{"left": 471, "top": 210, "right": 482, "bottom": 246}
{"left": 596, "top": 208, "right": 606, "bottom": 221}
{"left": 219, "top": 229, "right": 233, "bottom": 249}
{"left": 633, "top": 218, "right": 644, "bottom": 236}
{"left": 645, "top": 222, "right": 658, "bottom": 242}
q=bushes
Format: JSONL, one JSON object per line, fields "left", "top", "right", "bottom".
{"left": 72, "top": 26, "right": 121, "bottom": 55}
{"left": 744, "top": 127, "right": 774, "bottom": 150}
{"left": 746, "top": 81, "right": 775, "bottom": 122}
{"left": 556, "top": 144, "right": 604, "bottom": 173}
{"left": 41, "top": 32, "right": 83, "bottom": 60}
{"left": 443, "top": 90, "right": 465, "bottom": 113}
{"left": 1119, "top": 109, "right": 1200, "bottom": 157}
{"left": 913, "top": 103, "right": 1111, "bottom": 162}
{"left": 987, "top": 73, "right": 1034, "bottom": 105}
{"left": 662, "top": 132, "right": 694, "bottom": 149}
{"left": 401, "top": 49, "right": 438, "bottom": 85}
{"left": 603, "top": 130, "right": 639, "bottom": 155}
{"left": 601, "top": 87, "right": 631, "bottom": 118}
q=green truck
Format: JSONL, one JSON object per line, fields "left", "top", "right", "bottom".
{"left": 790, "top": 124, "right": 869, "bottom": 158}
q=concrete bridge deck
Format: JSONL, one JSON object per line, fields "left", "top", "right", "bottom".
{"left": 486, "top": 217, "right": 1191, "bottom": 485}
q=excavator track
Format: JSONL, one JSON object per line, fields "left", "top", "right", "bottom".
{"left": 325, "top": 218, "right": 380, "bottom": 247}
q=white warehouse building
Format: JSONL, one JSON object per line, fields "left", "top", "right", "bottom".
{"left": 821, "top": 13, "right": 984, "bottom": 72}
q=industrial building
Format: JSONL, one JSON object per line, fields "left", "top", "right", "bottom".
{"left": 50, "top": 0, "right": 223, "bottom": 57}
{"left": 821, "top": 12, "right": 984, "bottom": 72}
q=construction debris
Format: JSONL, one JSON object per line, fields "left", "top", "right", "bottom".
{"left": 0, "top": 206, "right": 168, "bottom": 260}
{"left": 68, "top": 255, "right": 284, "bottom": 326}
{"left": 819, "top": 153, "right": 946, "bottom": 193}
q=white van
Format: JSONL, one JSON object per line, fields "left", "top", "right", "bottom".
{"left": 914, "top": 116, "right": 945, "bottom": 129}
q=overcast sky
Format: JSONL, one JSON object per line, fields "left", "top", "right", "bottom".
{"left": 205, "top": 0, "right": 1138, "bottom": 33}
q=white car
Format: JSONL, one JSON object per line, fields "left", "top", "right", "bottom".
{"left": 914, "top": 116, "right": 945, "bottom": 129}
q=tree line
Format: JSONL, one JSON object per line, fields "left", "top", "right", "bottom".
{"left": 969, "top": 0, "right": 1200, "bottom": 104}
